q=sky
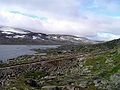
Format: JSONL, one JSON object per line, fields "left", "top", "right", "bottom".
{"left": 0, "top": 0, "right": 120, "bottom": 41}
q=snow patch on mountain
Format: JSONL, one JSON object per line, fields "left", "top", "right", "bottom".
{"left": 0, "top": 26, "right": 99, "bottom": 44}
{"left": 13, "top": 35, "right": 25, "bottom": 38}
{"left": 74, "top": 37, "right": 83, "bottom": 41}
{"left": 0, "top": 27, "right": 28, "bottom": 34}
{"left": 33, "top": 36, "right": 38, "bottom": 39}
{"left": 6, "top": 36, "right": 12, "bottom": 38}
{"left": 2, "top": 31, "right": 13, "bottom": 34}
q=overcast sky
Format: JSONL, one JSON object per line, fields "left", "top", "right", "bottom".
{"left": 0, "top": 0, "right": 120, "bottom": 41}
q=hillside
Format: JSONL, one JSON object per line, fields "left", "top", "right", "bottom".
{"left": 0, "top": 38, "right": 120, "bottom": 90}
{"left": 0, "top": 26, "right": 98, "bottom": 45}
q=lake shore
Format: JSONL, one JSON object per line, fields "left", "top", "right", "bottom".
{"left": 0, "top": 45, "right": 59, "bottom": 61}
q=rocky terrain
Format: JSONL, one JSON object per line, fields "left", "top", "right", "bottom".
{"left": 0, "top": 38, "right": 120, "bottom": 90}
{"left": 0, "top": 26, "right": 98, "bottom": 45}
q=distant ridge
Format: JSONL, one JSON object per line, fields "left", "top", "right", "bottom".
{"left": 0, "top": 26, "right": 99, "bottom": 45}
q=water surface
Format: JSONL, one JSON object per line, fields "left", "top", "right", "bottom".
{"left": 0, "top": 45, "right": 59, "bottom": 61}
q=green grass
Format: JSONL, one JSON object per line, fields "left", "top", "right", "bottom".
{"left": 24, "top": 70, "right": 47, "bottom": 79}
{"left": 84, "top": 50, "right": 120, "bottom": 79}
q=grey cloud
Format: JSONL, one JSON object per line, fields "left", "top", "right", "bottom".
{"left": 0, "top": 0, "right": 82, "bottom": 18}
{"left": 0, "top": 0, "right": 120, "bottom": 40}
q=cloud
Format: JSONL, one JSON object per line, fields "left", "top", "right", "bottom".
{"left": 0, "top": 0, "right": 120, "bottom": 41}
{"left": 0, "top": 11, "right": 46, "bottom": 33}
{"left": 91, "top": 32, "right": 120, "bottom": 41}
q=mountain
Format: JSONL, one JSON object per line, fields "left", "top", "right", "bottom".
{"left": 0, "top": 26, "right": 98, "bottom": 45}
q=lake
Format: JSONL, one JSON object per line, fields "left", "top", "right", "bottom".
{"left": 0, "top": 45, "right": 59, "bottom": 61}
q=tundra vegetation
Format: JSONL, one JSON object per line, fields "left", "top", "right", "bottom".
{"left": 0, "top": 39, "right": 120, "bottom": 90}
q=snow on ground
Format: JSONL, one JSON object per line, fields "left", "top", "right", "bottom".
{"left": 33, "top": 36, "right": 38, "bottom": 39}
{"left": 1, "top": 31, "right": 13, "bottom": 34}
{"left": 13, "top": 35, "right": 25, "bottom": 38}
{"left": 0, "top": 27, "right": 28, "bottom": 34}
